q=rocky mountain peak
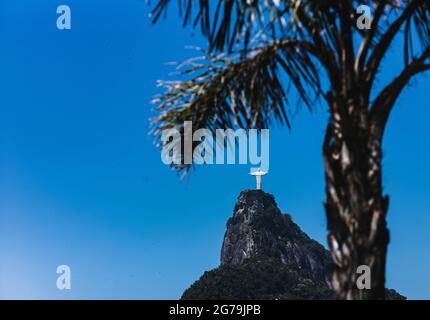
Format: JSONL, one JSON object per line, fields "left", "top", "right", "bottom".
{"left": 221, "top": 189, "right": 330, "bottom": 285}
{"left": 181, "top": 190, "right": 405, "bottom": 300}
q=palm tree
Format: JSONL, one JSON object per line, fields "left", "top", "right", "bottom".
{"left": 148, "top": 0, "right": 430, "bottom": 299}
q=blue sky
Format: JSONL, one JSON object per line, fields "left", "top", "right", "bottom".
{"left": 0, "top": 0, "right": 429, "bottom": 299}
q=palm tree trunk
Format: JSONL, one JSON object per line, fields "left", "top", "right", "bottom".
{"left": 323, "top": 101, "right": 390, "bottom": 300}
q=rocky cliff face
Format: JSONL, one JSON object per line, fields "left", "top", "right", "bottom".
{"left": 182, "top": 190, "right": 405, "bottom": 300}
{"left": 221, "top": 190, "right": 330, "bottom": 285}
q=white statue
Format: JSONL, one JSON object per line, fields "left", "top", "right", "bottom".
{"left": 250, "top": 169, "right": 268, "bottom": 190}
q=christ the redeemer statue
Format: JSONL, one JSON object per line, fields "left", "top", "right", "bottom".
{"left": 250, "top": 169, "right": 268, "bottom": 190}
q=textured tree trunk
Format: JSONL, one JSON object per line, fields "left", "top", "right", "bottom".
{"left": 323, "top": 99, "right": 390, "bottom": 300}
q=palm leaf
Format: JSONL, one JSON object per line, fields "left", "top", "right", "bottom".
{"left": 151, "top": 41, "right": 322, "bottom": 173}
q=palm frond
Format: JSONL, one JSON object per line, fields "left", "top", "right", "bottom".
{"left": 148, "top": 0, "right": 430, "bottom": 174}
{"left": 147, "top": 0, "right": 289, "bottom": 52}
{"left": 151, "top": 41, "right": 322, "bottom": 172}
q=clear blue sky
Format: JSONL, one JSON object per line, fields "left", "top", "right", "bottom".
{"left": 0, "top": 0, "right": 429, "bottom": 299}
